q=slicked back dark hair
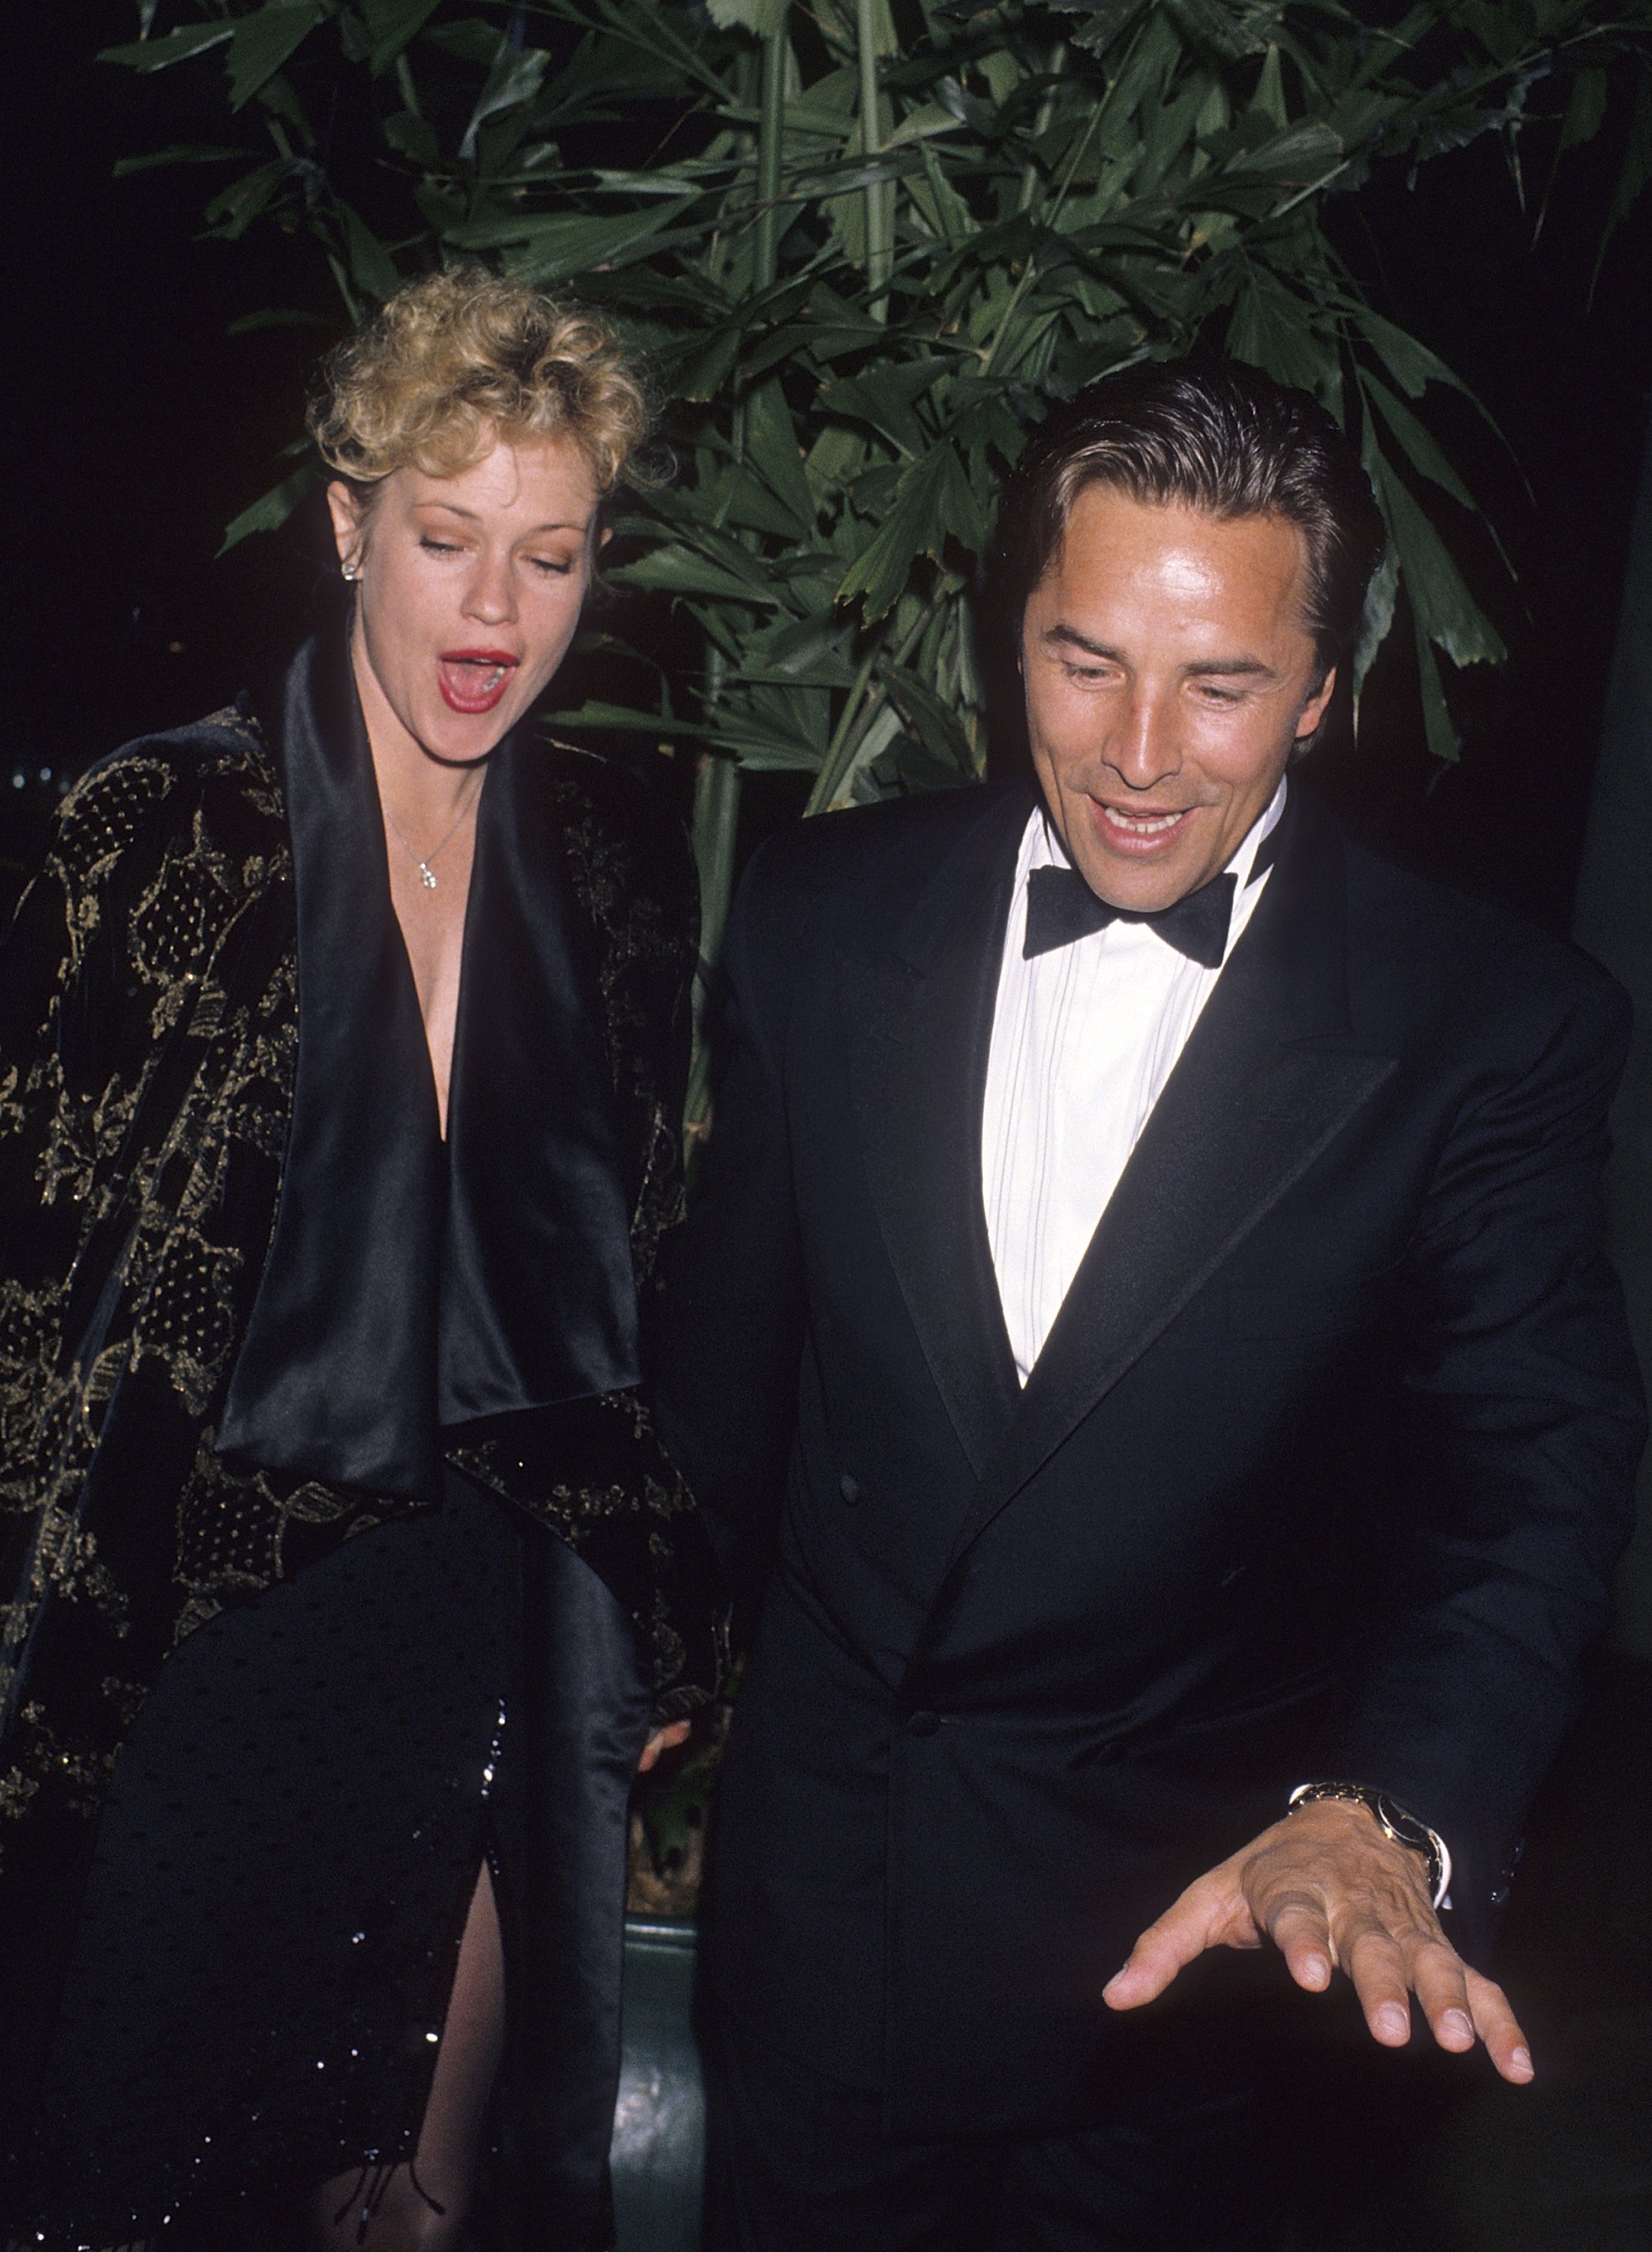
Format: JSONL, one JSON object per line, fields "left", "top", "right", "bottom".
{"left": 992, "top": 357, "right": 1387, "bottom": 679}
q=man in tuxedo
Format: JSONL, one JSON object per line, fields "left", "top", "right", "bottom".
{"left": 657, "top": 360, "right": 1644, "bottom": 2249}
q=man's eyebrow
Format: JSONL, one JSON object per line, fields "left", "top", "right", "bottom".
{"left": 1042, "top": 624, "right": 1124, "bottom": 661}
{"left": 1183, "top": 656, "right": 1276, "bottom": 679}
{"left": 1041, "top": 624, "right": 1276, "bottom": 679}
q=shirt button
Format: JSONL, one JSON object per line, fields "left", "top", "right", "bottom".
{"left": 839, "top": 1473, "right": 862, "bottom": 1506}
{"left": 905, "top": 1710, "right": 940, "bottom": 1737}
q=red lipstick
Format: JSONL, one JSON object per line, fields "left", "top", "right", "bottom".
{"left": 437, "top": 647, "right": 519, "bottom": 715}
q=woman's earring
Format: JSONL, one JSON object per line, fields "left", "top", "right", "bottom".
{"left": 342, "top": 560, "right": 361, "bottom": 583}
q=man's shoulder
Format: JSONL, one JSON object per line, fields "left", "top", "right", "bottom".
{"left": 741, "top": 781, "right": 1025, "bottom": 930}
{"left": 1341, "top": 831, "right": 1629, "bottom": 1049}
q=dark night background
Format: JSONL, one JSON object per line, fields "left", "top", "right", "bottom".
{"left": 5, "top": 6, "right": 1652, "bottom": 2245}
{"left": 8, "top": 6, "right": 1652, "bottom": 924}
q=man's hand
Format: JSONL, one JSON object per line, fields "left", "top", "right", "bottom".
{"left": 637, "top": 1719, "right": 691, "bottom": 1775}
{"left": 1102, "top": 1798, "right": 1533, "bottom": 2085}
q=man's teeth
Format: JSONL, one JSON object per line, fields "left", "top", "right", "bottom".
{"left": 1104, "top": 808, "right": 1185, "bottom": 833}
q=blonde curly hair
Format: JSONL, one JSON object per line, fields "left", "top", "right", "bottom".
{"left": 308, "top": 266, "right": 650, "bottom": 497}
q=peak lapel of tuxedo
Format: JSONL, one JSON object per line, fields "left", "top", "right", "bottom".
{"left": 841, "top": 789, "right": 1029, "bottom": 1476}
{"left": 943, "top": 791, "right": 1397, "bottom": 1568}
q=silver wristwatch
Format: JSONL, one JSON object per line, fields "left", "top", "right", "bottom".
{"left": 1287, "top": 1780, "right": 1453, "bottom": 1911}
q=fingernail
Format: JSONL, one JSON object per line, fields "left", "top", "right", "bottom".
{"left": 1511, "top": 2046, "right": 1533, "bottom": 2080}
{"left": 1301, "top": 1956, "right": 1329, "bottom": 1990}
{"left": 1376, "top": 2004, "right": 1408, "bottom": 2041}
{"left": 1442, "top": 2009, "right": 1473, "bottom": 2045}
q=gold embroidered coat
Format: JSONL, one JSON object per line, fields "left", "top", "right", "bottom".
{"left": 0, "top": 704, "right": 723, "bottom": 1977}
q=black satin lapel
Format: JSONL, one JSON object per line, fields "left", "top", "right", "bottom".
{"left": 946, "top": 796, "right": 1396, "bottom": 1565}
{"left": 845, "top": 796, "right": 1025, "bottom": 1477}
{"left": 219, "top": 632, "right": 446, "bottom": 1498}
{"left": 439, "top": 736, "right": 641, "bottom": 1424}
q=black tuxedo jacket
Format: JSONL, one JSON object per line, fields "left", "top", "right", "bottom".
{"left": 657, "top": 779, "right": 1644, "bottom": 2136}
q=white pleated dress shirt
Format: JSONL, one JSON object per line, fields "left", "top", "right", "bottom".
{"left": 982, "top": 778, "right": 1287, "bottom": 1385}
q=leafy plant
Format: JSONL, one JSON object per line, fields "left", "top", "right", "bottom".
{"left": 103, "top": 0, "right": 1652, "bottom": 1120}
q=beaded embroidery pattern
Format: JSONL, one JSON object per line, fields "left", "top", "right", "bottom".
{"left": 0, "top": 712, "right": 724, "bottom": 1934}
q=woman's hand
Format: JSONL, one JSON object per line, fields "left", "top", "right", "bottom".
{"left": 637, "top": 1720, "right": 691, "bottom": 1775}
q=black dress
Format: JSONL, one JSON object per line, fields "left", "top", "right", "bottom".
{"left": 0, "top": 628, "right": 723, "bottom": 2249}
{"left": 29, "top": 1475, "right": 522, "bottom": 2243}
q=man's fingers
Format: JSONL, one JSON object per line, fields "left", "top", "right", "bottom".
{"left": 1223, "top": 1805, "right": 1536, "bottom": 2079}
{"left": 1100, "top": 1917, "right": 1200, "bottom": 2012}
{"left": 1340, "top": 1918, "right": 1419, "bottom": 2047}
{"left": 1409, "top": 1937, "right": 1476, "bottom": 2053}
{"left": 1329, "top": 1918, "right": 1527, "bottom": 2072}
{"left": 1262, "top": 1895, "right": 1336, "bottom": 1996}
{"left": 1466, "top": 1967, "right": 1534, "bottom": 2084}
{"left": 1103, "top": 1874, "right": 1253, "bottom": 2011}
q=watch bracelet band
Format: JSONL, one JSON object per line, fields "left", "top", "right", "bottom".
{"left": 1287, "top": 1780, "right": 1453, "bottom": 1912}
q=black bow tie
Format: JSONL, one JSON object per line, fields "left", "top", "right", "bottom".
{"left": 1023, "top": 865, "right": 1236, "bottom": 968}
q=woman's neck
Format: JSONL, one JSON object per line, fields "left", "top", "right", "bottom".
{"left": 348, "top": 620, "right": 480, "bottom": 1139}
{"left": 350, "top": 619, "right": 485, "bottom": 847}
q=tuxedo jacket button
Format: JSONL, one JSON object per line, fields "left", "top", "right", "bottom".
{"left": 839, "top": 1472, "right": 862, "bottom": 1506}
{"left": 905, "top": 1709, "right": 940, "bottom": 1737}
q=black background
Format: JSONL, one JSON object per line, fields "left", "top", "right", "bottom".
{"left": 5, "top": 8, "right": 1652, "bottom": 2245}
{"left": 7, "top": 5, "right": 1652, "bottom": 929}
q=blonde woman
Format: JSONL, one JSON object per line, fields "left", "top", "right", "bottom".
{"left": 0, "top": 268, "right": 723, "bottom": 2252}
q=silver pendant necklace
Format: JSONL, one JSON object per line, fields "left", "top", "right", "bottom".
{"left": 383, "top": 778, "right": 482, "bottom": 890}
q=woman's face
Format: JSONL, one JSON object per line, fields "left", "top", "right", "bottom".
{"left": 327, "top": 432, "right": 602, "bottom": 766}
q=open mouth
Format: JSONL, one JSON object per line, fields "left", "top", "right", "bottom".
{"left": 1091, "top": 801, "right": 1194, "bottom": 851}
{"left": 437, "top": 649, "right": 520, "bottom": 715}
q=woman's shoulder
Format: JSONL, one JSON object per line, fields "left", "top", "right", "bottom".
{"left": 540, "top": 737, "right": 696, "bottom": 927}
{"left": 55, "top": 702, "right": 284, "bottom": 880}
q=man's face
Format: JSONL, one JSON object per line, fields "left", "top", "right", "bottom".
{"left": 1019, "top": 486, "right": 1336, "bottom": 911}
